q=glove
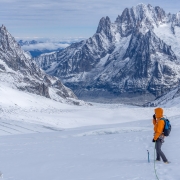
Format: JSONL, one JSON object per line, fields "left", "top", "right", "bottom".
{"left": 152, "top": 139, "right": 156, "bottom": 142}
{"left": 153, "top": 114, "right": 156, "bottom": 120}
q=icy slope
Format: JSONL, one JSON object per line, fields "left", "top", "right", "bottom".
{"left": 154, "top": 24, "right": 180, "bottom": 59}
{"left": 0, "top": 82, "right": 86, "bottom": 129}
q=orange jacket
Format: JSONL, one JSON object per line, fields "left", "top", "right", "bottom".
{"left": 153, "top": 108, "right": 165, "bottom": 140}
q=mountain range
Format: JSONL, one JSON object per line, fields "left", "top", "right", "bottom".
{"left": 34, "top": 3, "right": 180, "bottom": 105}
{"left": 0, "top": 25, "right": 83, "bottom": 105}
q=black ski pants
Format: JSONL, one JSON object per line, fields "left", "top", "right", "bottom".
{"left": 155, "top": 138, "right": 168, "bottom": 162}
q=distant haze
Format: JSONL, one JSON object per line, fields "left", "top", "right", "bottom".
{"left": 1, "top": 0, "right": 180, "bottom": 39}
{"left": 17, "top": 38, "right": 86, "bottom": 57}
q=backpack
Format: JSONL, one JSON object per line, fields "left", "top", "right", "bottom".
{"left": 161, "top": 117, "right": 171, "bottom": 136}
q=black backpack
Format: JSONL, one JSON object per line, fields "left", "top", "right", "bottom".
{"left": 161, "top": 117, "right": 171, "bottom": 136}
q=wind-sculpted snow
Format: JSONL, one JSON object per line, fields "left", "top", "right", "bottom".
{"left": 35, "top": 4, "right": 180, "bottom": 105}
{"left": 0, "top": 25, "right": 82, "bottom": 105}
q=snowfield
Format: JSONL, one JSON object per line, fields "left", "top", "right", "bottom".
{"left": 0, "top": 85, "right": 180, "bottom": 180}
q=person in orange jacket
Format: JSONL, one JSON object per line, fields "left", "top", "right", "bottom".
{"left": 152, "top": 107, "right": 169, "bottom": 163}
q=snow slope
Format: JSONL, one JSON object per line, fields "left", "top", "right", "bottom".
{"left": 1, "top": 83, "right": 180, "bottom": 179}
{"left": 0, "top": 113, "right": 180, "bottom": 180}
{"left": 154, "top": 24, "right": 180, "bottom": 59}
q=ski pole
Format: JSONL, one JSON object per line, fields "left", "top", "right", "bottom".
{"left": 147, "top": 150, "right": 150, "bottom": 163}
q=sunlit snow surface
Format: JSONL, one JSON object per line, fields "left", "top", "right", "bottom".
{"left": 0, "top": 84, "right": 180, "bottom": 179}
{"left": 154, "top": 24, "right": 180, "bottom": 60}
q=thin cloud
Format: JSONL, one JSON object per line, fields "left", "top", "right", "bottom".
{"left": 21, "top": 43, "right": 70, "bottom": 51}
{"left": 1, "top": 0, "right": 180, "bottom": 39}
{"left": 0, "top": 0, "right": 16, "bottom": 2}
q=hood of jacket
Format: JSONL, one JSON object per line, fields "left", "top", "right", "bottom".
{"left": 154, "top": 107, "right": 163, "bottom": 119}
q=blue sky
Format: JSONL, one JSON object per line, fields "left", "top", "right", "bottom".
{"left": 0, "top": 0, "right": 180, "bottom": 40}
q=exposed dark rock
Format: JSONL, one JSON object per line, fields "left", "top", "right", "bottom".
{"left": 97, "top": 16, "right": 113, "bottom": 42}
{"left": 0, "top": 64, "right": 5, "bottom": 71}
{"left": 0, "top": 25, "right": 78, "bottom": 103}
{"left": 34, "top": 4, "right": 180, "bottom": 104}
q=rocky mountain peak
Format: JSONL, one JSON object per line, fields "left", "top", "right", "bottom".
{"left": 34, "top": 4, "right": 180, "bottom": 105}
{"left": 0, "top": 24, "right": 11, "bottom": 38}
{"left": 175, "top": 12, "right": 180, "bottom": 24}
{"left": 0, "top": 24, "right": 7, "bottom": 32}
{"left": 0, "top": 25, "right": 82, "bottom": 105}
{"left": 96, "top": 16, "right": 111, "bottom": 32}
{"left": 154, "top": 6, "right": 166, "bottom": 22}
{"left": 96, "top": 16, "right": 113, "bottom": 42}
{"left": 133, "top": 3, "right": 148, "bottom": 13}
{"left": 0, "top": 24, "right": 14, "bottom": 49}
{"left": 116, "top": 3, "right": 168, "bottom": 37}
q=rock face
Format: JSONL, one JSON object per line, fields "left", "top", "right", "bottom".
{"left": 0, "top": 25, "right": 80, "bottom": 104}
{"left": 144, "top": 86, "right": 180, "bottom": 107}
{"left": 34, "top": 4, "right": 180, "bottom": 105}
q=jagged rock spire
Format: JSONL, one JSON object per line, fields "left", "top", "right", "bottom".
{"left": 0, "top": 25, "right": 78, "bottom": 104}
{"left": 33, "top": 3, "right": 180, "bottom": 105}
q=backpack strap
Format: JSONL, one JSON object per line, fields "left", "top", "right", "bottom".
{"left": 160, "top": 117, "right": 170, "bottom": 130}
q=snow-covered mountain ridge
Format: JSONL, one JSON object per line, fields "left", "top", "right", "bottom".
{"left": 145, "top": 85, "right": 180, "bottom": 107}
{"left": 0, "top": 25, "right": 84, "bottom": 105}
{"left": 34, "top": 4, "right": 180, "bottom": 105}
